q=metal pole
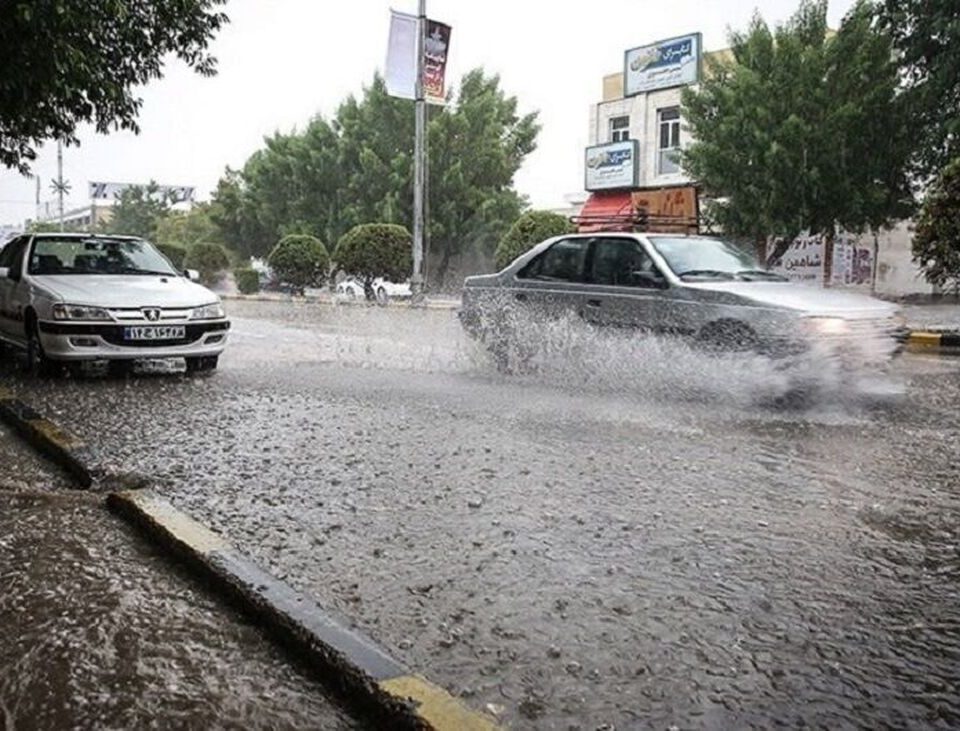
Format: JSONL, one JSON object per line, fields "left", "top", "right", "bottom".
{"left": 57, "top": 140, "right": 64, "bottom": 231}
{"left": 411, "top": 0, "right": 426, "bottom": 302}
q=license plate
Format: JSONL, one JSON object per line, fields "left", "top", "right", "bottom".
{"left": 123, "top": 325, "right": 186, "bottom": 340}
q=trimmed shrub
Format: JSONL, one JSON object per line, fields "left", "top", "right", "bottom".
{"left": 234, "top": 267, "right": 260, "bottom": 295}
{"left": 156, "top": 242, "right": 187, "bottom": 270}
{"left": 184, "top": 241, "right": 230, "bottom": 285}
{"left": 333, "top": 224, "right": 411, "bottom": 298}
{"left": 267, "top": 234, "right": 329, "bottom": 294}
{"left": 494, "top": 211, "right": 575, "bottom": 270}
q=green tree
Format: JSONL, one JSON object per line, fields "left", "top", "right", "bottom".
{"left": 154, "top": 203, "right": 224, "bottom": 252}
{"left": 184, "top": 241, "right": 229, "bottom": 285}
{"left": 875, "top": 0, "right": 960, "bottom": 181}
{"left": 913, "top": 158, "right": 960, "bottom": 291}
{"left": 427, "top": 71, "right": 539, "bottom": 285}
{"left": 681, "top": 0, "right": 913, "bottom": 263}
{"left": 0, "top": 1, "right": 227, "bottom": 173}
{"left": 101, "top": 182, "right": 172, "bottom": 240}
{"left": 495, "top": 211, "right": 575, "bottom": 270}
{"left": 212, "top": 69, "right": 539, "bottom": 285}
{"left": 334, "top": 224, "right": 412, "bottom": 299}
{"left": 267, "top": 234, "right": 329, "bottom": 294}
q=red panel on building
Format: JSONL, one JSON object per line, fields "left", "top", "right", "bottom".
{"left": 575, "top": 192, "right": 635, "bottom": 232}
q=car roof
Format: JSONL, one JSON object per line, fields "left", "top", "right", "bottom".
{"left": 30, "top": 232, "right": 142, "bottom": 240}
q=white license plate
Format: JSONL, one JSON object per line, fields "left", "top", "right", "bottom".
{"left": 123, "top": 325, "right": 186, "bottom": 340}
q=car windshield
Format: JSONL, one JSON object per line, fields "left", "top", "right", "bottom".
{"left": 27, "top": 236, "right": 178, "bottom": 276}
{"left": 649, "top": 236, "right": 785, "bottom": 281}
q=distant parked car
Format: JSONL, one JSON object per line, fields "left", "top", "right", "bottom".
{"left": 0, "top": 233, "right": 229, "bottom": 374}
{"left": 459, "top": 232, "right": 907, "bottom": 370}
{"left": 336, "top": 277, "right": 412, "bottom": 303}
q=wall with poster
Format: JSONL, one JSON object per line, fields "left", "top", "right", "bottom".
{"left": 768, "top": 233, "right": 825, "bottom": 285}
{"left": 767, "top": 231, "right": 875, "bottom": 290}
{"left": 831, "top": 234, "right": 874, "bottom": 289}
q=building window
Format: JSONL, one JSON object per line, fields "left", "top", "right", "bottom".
{"left": 657, "top": 107, "right": 681, "bottom": 175}
{"left": 609, "top": 116, "right": 630, "bottom": 142}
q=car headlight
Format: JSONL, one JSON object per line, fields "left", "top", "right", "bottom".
{"left": 51, "top": 304, "right": 112, "bottom": 321}
{"left": 801, "top": 316, "right": 849, "bottom": 335}
{"left": 190, "top": 303, "right": 225, "bottom": 320}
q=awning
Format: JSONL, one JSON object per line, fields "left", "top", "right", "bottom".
{"left": 574, "top": 192, "right": 635, "bottom": 232}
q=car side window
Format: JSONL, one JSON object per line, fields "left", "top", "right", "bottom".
{"left": 518, "top": 239, "right": 589, "bottom": 282}
{"left": 589, "top": 238, "right": 662, "bottom": 288}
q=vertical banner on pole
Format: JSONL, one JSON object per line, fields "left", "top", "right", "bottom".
{"left": 423, "top": 20, "right": 451, "bottom": 105}
{"left": 385, "top": 10, "right": 451, "bottom": 104}
{"left": 385, "top": 10, "right": 417, "bottom": 100}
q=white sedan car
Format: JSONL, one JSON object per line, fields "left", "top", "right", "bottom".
{"left": 335, "top": 277, "right": 412, "bottom": 303}
{"left": 0, "top": 233, "right": 229, "bottom": 374}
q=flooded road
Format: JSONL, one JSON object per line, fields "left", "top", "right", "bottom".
{"left": 2, "top": 301, "right": 959, "bottom": 729}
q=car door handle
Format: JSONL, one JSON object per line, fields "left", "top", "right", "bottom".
{"left": 514, "top": 292, "right": 527, "bottom": 302}
{"left": 586, "top": 299, "right": 602, "bottom": 307}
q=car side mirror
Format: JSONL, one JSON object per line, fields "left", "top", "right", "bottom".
{"left": 184, "top": 269, "right": 200, "bottom": 282}
{"left": 631, "top": 270, "right": 667, "bottom": 288}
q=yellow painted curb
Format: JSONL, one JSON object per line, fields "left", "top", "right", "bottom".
{"left": 120, "top": 491, "right": 227, "bottom": 554}
{"left": 26, "top": 417, "right": 81, "bottom": 450}
{"left": 379, "top": 675, "right": 499, "bottom": 731}
{"left": 908, "top": 331, "right": 942, "bottom": 347}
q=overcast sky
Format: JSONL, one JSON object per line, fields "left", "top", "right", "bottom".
{"left": 0, "top": 0, "right": 856, "bottom": 227}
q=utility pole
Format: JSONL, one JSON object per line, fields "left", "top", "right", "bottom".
{"left": 49, "top": 140, "right": 71, "bottom": 231}
{"left": 57, "top": 140, "right": 64, "bottom": 231}
{"left": 411, "top": 0, "right": 426, "bottom": 302}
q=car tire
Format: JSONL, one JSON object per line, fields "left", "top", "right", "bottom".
{"left": 376, "top": 287, "right": 388, "bottom": 305}
{"left": 25, "top": 320, "right": 60, "bottom": 377}
{"left": 185, "top": 355, "right": 219, "bottom": 373}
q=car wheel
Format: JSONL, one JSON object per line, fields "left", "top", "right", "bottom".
{"left": 185, "top": 355, "right": 219, "bottom": 373}
{"left": 25, "top": 321, "right": 60, "bottom": 377}
{"left": 376, "top": 287, "right": 388, "bottom": 305}
{"left": 696, "top": 320, "right": 758, "bottom": 353}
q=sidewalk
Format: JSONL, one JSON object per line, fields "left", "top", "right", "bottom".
{"left": 899, "top": 302, "right": 960, "bottom": 333}
{"left": 0, "top": 490, "right": 362, "bottom": 730}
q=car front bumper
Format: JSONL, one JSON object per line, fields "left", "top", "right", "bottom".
{"left": 37, "top": 319, "right": 230, "bottom": 360}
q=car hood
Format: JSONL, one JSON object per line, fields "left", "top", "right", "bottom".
{"left": 686, "top": 281, "right": 898, "bottom": 318}
{"left": 32, "top": 275, "right": 219, "bottom": 308}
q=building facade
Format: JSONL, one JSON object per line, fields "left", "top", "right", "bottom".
{"left": 581, "top": 33, "right": 932, "bottom": 297}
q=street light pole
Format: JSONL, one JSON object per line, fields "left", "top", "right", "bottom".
{"left": 411, "top": 0, "right": 426, "bottom": 302}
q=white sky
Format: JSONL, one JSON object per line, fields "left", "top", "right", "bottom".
{"left": 0, "top": 0, "right": 855, "bottom": 226}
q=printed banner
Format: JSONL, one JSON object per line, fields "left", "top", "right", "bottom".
{"left": 423, "top": 19, "right": 451, "bottom": 105}
{"left": 584, "top": 140, "right": 640, "bottom": 191}
{"left": 384, "top": 10, "right": 452, "bottom": 105}
{"left": 625, "top": 33, "right": 701, "bottom": 96}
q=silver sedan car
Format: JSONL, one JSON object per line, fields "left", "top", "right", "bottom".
{"left": 459, "top": 233, "right": 906, "bottom": 367}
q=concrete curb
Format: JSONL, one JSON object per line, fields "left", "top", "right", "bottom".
{"left": 907, "top": 330, "right": 960, "bottom": 351}
{"left": 107, "top": 490, "right": 498, "bottom": 731}
{"left": 0, "top": 387, "right": 102, "bottom": 488}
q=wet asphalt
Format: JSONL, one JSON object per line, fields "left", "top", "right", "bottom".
{"left": 2, "top": 299, "right": 959, "bottom": 730}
